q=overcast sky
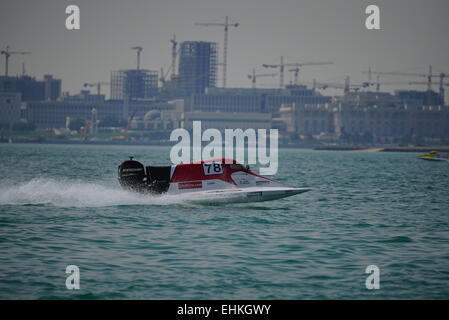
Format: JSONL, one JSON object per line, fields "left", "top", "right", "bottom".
{"left": 1, "top": 0, "right": 448, "bottom": 97}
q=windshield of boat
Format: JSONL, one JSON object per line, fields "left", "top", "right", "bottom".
{"left": 229, "top": 164, "right": 249, "bottom": 171}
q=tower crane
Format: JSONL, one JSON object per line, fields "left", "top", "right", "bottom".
{"left": 160, "top": 37, "right": 183, "bottom": 88}
{"left": 288, "top": 62, "right": 334, "bottom": 86}
{"left": 301, "top": 76, "right": 369, "bottom": 94}
{"left": 263, "top": 56, "right": 333, "bottom": 89}
{"left": 160, "top": 67, "right": 166, "bottom": 86}
{"left": 379, "top": 79, "right": 449, "bottom": 104}
{"left": 21, "top": 61, "right": 27, "bottom": 77}
{"left": 81, "top": 121, "right": 92, "bottom": 141}
{"left": 288, "top": 66, "right": 303, "bottom": 86}
{"left": 124, "top": 109, "right": 137, "bottom": 141}
{"left": 195, "top": 16, "right": 239, "bottom": 88}
{"left": 1, "top": 46, "right": 31, "bottom": 77}
{"left": 301, "top": 76, "right": 421, "bottom": 94}
{"left": 131, "top": 46, "right": 143, "bottom": 70}
{"left": 406, "top": 81, "right": 449, "bottom": 86}
{"left": 19, "top": 52, "right": 31, "bottom": 77}
{"left": 83, "top": 82, "right": 110, "bottom": 95}
{"left": 362, "top": 66, "right": 447, "bottom": 100}
{"left": 111, "top": 109, "right": 137, "bottom": 142}
{"left": 170, "top": 34, "right": 178, "bottom": 79}
{"left": 247, "top": 69, "right": 277, "bottom": 88}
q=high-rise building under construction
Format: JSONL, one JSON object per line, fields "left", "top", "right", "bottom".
{"left": 178, "top": 41, "right": 217, "bottom": 97}
{"left": 110, "top": 69, "right": 158, "bottom": 101}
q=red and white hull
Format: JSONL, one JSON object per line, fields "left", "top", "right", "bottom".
{"left": 166, "top": 159, "right": 310, "bottom": 203}
{"left": 183, "top": 186, "right": 311, "bottom": 204}
{"left": 118, "top": 158, "right": 310, "bottom": 203}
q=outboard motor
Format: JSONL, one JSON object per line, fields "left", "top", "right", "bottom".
{"left": 118, "top": 157, "right": 147, "bottom": 192}
{"left": 146, "top": 166, "right": 171, "bottom": 194}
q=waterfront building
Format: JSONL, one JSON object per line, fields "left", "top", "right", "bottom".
{"left": 278, "top": 103, "right": 334, "bottom": 137}
{"left": 0, "top": 75, "right": 61, "bottom": 101}
{"left": 0, "top": 92, "right": 23, "bottom": 128}
{"left": 395, "top": 90, "right": 444, "bottom": 107}
{"left": 190, "top": 86, "right": 331, "bottom": 116}
{"left": 129, "top": 109, "right": 271, "bottom": 134}
{"left": 26, "top": 98, "right": 175, "bottom": 129}
{"left": 129, "top": 110, "right": 180, "bottom": 132}
{"left": 279, "top": 99, "right": 449, "bottom": 144}
{"left": 62, "top": 90, "right": 106, "bottom": 103}
{"left": 180, "top": 111, "right": 272, "bottom": 131}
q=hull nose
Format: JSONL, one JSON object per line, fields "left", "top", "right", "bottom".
{"left": 251, "top": 187, "right": 311, "bottom": 202}
{"left": 287, "top": 188, "right": 311, "bottom": 195}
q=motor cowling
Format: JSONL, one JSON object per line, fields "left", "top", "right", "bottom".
{"left": 118, "top": 158, "right": 147, "bottom": 192}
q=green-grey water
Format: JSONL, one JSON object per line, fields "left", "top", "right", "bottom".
{"left": 1, "top": 143, "right": 449, "bottom": 299}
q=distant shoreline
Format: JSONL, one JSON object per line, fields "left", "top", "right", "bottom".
{"left": 1, "top": 139, "right": 448, "bottom": 153}
{"left": 314, "top": 146, "right": 449, "bottom": 152}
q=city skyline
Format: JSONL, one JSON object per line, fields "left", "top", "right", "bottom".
{"left": 1, "top": 0, "right": 448, "bottom": 98}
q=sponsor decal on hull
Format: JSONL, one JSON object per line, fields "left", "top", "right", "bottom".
{"left": 178, "top": 181, "right": 203, "bottom": 190}
{"left": 247, "top": 191, "right": 263, "bottom": 197}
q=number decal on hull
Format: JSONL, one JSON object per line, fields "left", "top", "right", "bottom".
{"left": 203, "top": 163, "right": 223, "bottom": 175}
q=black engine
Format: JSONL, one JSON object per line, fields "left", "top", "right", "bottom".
{"left": 118, "top": 157, "right": 147, "bottom": 192}
{"left": 118, "top": 157, "right": 171, "bottom": 194}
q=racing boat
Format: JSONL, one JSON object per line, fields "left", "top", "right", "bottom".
{"left": 118, "top": 157, "right": 310, "bottom": 203}
{"left": 418, "top": 151, "right": 449, "bottom": 162}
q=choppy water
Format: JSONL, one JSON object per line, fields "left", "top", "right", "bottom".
{"left": 1, "top": 143, "right": 449, "bottom": 299}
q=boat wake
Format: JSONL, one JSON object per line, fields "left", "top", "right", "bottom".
{"left": 0, "top": 178, "right": 204, "bottom": 208}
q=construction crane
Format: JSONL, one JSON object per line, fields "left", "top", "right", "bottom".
{"left": 300, "top": 76, "right": 415, "bottom": 94}
{"left": 111, "top": 109, "right": 137, "bottom": 141}
{"left": 363, "top": 65, "right": 435, "bottom": 89}
{"left": 362, "top": 66, "right": 447, "bottom": 100}
{"left": 160, "top": 67, "right": 166, "bottom": 86}
{"left": 195, "top": 16, "right": 239, "bottom": 88}
{"left": 81, "top": 120, "right": 91, "bottom": 141}
{"left": 247, "top": 69, "right": 277, "bottom": 88}
{"left": 170, "top": 34, "right": 178, "bottom": 79}
{"left": 83, "top": 82, "right": 110, "bottom": 95}
{"left": 131, "top": 46, "right": 143, "bottom": 70}
{"left": 21, "top": 61, "right": 27, "bottom": 77}
{"left": 406, "top": 81, "right": 449, "bottom": 86}
{"left": 379, "top": 79, "right": 449, "bottom": 104}
{"left": 288, "top": 67, "right": 302, "bottom": 86}
{"left": 124, "top": 109, "right": 137, "bottom": 141}
{"left": 1, "top": 46, "right": 31, "bottom": 77}
{"left": 160, "top": 36, "right": 183, "bottom": 87}
{"left": 80, "top": 109, "right": 98, "bottom": 141}
{"left": 20, "top": 53, "right": 31, "bottom": 77}
{"left": 301, "top": 76, "right": 369, "bottom": 94}
{"left": 263, "top": 56, "right": 333, "bottom": 89}
{"left": 288, "top": 63, "right": 335, "bottom": 86}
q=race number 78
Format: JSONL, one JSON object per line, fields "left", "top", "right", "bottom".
{"left": 203, "top": 163, "right": 223, "bottom": 175}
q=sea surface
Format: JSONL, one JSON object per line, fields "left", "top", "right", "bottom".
{"left": 1, "top": 143, "right": 449, "bottom": 299}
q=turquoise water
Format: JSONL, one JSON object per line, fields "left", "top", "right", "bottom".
{"left": 1, "top": 143, "right": 449, "bottom": 299}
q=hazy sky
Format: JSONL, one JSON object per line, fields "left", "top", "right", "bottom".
{"left": 1, "top": 0, "right": 448, "bottom": 97}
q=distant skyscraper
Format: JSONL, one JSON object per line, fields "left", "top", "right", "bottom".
{"left": 110, "top": 69, "right": 158, "bottom": 101}
{"left": 178, "top": 41, "right": 217, "bottom": 96}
